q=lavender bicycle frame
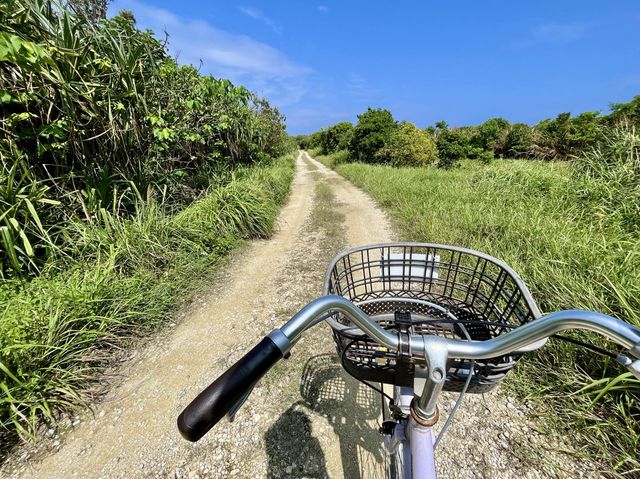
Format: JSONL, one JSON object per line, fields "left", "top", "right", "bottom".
{"left": 385, "top": 387, "right": 437, "bottom": 479}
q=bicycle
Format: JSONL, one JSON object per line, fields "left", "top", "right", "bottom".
{"left": 177, "top": 243, "right": 640, "bottom": 478}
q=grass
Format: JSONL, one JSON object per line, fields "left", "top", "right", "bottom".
{"left": 0, "top": 153, "right": 295, "bottom": 445}
{"left": 315, "top": 142, "right": 640, "bottom": 476}
{"left": 313, "top": 150, "right": 349, "bottom": 169}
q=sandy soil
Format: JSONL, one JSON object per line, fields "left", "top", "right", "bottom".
{"left": 2, "top": 151, "right": 597, "bottom": 479}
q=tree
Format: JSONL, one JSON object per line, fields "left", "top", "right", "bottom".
{"left": 505, "top": 123, "right": 533, "bottom": 158}
{"left": 533, "top": 112, "right": 602, "bottom": 159}
{"left": 435, "top": 126, "right": 472, "bottom": 169}
{"left": 570, "top": 111, "right": 602, "bottom": 152}
{"left": 117, "top": 9, "right": 136, "bottom": 26}
{"left": 318, "top": 121, "right": 353, "bottom": 154}
{"left": 348, "top": 108, "right": 396, "bottom": 162}
{"left": 608, "top": 95, "right": 640, "bottom": 127}
{"left": 66, "top": 0, "right": 110, "bottom": 24}
{"left": 375, "top": 123, "right": 438, "bottom": 166}
{"left": 473, "top": 118, "right": 510, "bottom": 156}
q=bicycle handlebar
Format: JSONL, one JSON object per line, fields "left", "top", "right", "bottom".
{"left": 178, "top": 295, "right": 640, "bottom": 442}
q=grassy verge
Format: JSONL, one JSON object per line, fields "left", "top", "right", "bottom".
{"left": 313, "top": 150, "right": 349, "bottom": 169}
{"left": 0, "top": 154, "right": 295, "bottom": 443}
{"left": 314, "top": 151, "right": 639, "bottom": 476}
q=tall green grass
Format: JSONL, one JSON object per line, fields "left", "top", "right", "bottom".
{"left": 313, "top": 150, "right": 349, "bottom": 169}
{"left": 0, "top": 154, "right": 295, "bottom": 442}
{"left": 330, "top": 129, "right": 640, "bottom": 476}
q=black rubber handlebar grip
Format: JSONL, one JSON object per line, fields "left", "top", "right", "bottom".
{"left": 177, "top": 336, "right": 283, "bottom": 442}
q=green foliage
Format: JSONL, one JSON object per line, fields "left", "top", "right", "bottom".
{"left": 375, "top": 122, "right": 438, "bottom": 166}
{"left": 311, "top": 94, "right": 640, "bottom": 169}
{"left": 348, "top": 108, "right": 396, "bottom": 162}
{"left": 434, "top": 125, "right": 471, "bottom": 169}
{"left": 533, "top": 111, "right": 603, "bottom": 160}
{"left": 0, "top": 155, "right": 60, "bottom": 277}
{"left": 574, "top": 125, "right": 640, "bottom": 233}
{"left": 317, "top": 121, "right": 353, "bottom": 154}
{"left": 0, "top": 153, "right": 295, "bottom": 440}
{"left": 0, "top": 0, "right": 296, "bottom": 442}
{"left": 293, "top": 134, "right": 313, "bottom": 149}
{"left": 505, "top": 123, "right": 534, "bottom": 158}
{"left": 609, "top": 95, "right": 640, "bottom": 127}
{"left": 0, "top": 0, "right": 290, "bottom": 277}
{"left": 473, "top": 117, "right": 510, "bottom": 155}
{"left": 66, "top": 0, "right": 110, "bottom": 24}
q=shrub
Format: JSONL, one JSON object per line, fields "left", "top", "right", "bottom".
{"left": 0, "top": 0, "right": 290, "bottom": 277}
{"left": 473, "top": 118, "right": 510, "bottom": 156}
{"left": 348, "top": 108, "right": 397, "bottom": 162}
{"left": 570, "top": 111, "right": 603, "bottom": 152}
{"left": 314, "top": 150, "right": 349, "bottom": 168}
{"left": 505, "top": 123, "right": 534, "bottom": 158}
{"left": 435, "top": 127, "right": 472, "bottom": 169}
{"left": 533, "top": 111, "right": 602, "bottom": 160}
{"left": 318, "top": 122, "right": 353, "bottom": 154}
{"left": 608, "top": 95, "right": 640, "bottom": 127}
{"left": 375, "top": 123, "right": 438, "bottom": 167}
{"left": 477, "top": 149, "right": 494, "bottom": 164}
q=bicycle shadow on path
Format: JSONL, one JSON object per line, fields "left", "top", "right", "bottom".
{"left": 265, "top": 354, "right": 385, "bottom": 478}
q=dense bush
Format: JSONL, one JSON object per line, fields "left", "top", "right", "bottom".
{"left": 375, "top": 122, "right": 438, "bottom": 166}
{"left": 608, "top": 95, "right": 640, "bottom": 126}
{"left": 0, "top": 0, "right": 290, "bottom": 278}
{"left": 317, "top": 121, "right": 353, "bottom": 154}
{"left": 472, "top": 117, "right": 510, "bottom": 156}
{"left": 313, "top": 149, "right": 349, "bottom": 168}
{"left": 574, "top": 125, "right": 640, "bottom": 233}
{"left": 505, "top": 123, "right": 534, "bottom": 158}
{"left": 533, "top": 111, "right": 603, "bottom": 160}
{"left": 348, "top": 108, "right": 397, "bottom": 162}
{"left": 434, "top": 125, "right": 472, "bottom": 169}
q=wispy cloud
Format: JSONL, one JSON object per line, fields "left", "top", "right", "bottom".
{"left": 318, "top": 5, "right": 329, "bottom": 13}
{"left": 239, "top": 6, "right": 282, "bottom": 35}
{"left": 109, "top": 0, "right": 310, "bottom": 108}
{"left": 515, "top": 22, "right": 589, "bottom": 48}
{"left": 347, "top": 72, "right": 378, "bottom": 100}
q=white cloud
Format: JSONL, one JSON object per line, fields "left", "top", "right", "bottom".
{"left": 109, "top": 0, "right": 310, "bottom": 108}
{"left": 317, "top": 5, "right": 329, "bottom": 13}
{"left": 239, "top": 6, "right": 282, "bottom": 35}
{"left": 347, "top": 72, "right": 378, "bottom": 100}
{"left": 515, "top": 22, "right": 589, "bottom": 48}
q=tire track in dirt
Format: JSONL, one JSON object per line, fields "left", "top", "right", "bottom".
{"left": 4, "top": 151, "right": 596, "bottom": 479}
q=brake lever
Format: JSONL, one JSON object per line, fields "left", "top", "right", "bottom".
{"left": 227, "top": 387, "right": 254, "bottom": 422}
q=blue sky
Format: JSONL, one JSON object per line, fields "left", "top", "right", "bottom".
{"left": 108, "top": 1, "right": 640, "bottom": 135}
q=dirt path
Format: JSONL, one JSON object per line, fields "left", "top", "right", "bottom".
{"left": 4, "top": 151, "right": 596, "bottom": 478}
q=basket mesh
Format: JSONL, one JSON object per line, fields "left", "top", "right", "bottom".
{"left": 324, "top": 244, "right": 539, "bottom": 393}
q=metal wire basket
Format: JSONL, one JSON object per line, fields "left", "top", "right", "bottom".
{"left": 323, "top": 243, "right": 541, "bottom": 393}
